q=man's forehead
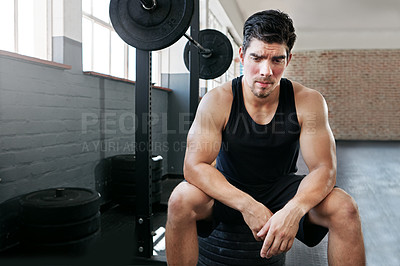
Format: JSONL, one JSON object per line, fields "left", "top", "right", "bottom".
{"left": 247, "top": 39, "right": 288, "bottom": 53}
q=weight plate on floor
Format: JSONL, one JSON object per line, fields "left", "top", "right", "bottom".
{"left": 20, "top": 187, "right": 100, "bottom": 224}
{"left": 152, "top": 168, "right": 163, "bottom": 182}
{"left": 111, "top": 154, "right": 136, "bottom": 171}
{"left": 110, "top": 0, "right": 194, "bottom": 51}
{"left": 113, "top": 194, "right": 137, "bottom": 206}
{"left": 21, "top": 212, "right": 100, "bottom": 243}
{"left": 111, "top": 182, "right": 136, "bottom": 195}
{"left": 152, "top": 191, "right": 162, "bottom": 204}
{"left": 0, "top": 195, "right": 23, "bottom": 252}
{"left": 112, "top": 170, "right": 136, "bottom": 183}
{"left": 184, "top": 29, "right": 233, "bottom": 79}
{"left": 22, "top": 228, "right": 101, "bottom": 255}
{"left": 152, "top": 180, "right": 162, "bottom": 193}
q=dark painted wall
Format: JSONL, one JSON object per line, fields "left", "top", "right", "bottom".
{"left": 0, "top": 52, "right": 170, "bottom": 205}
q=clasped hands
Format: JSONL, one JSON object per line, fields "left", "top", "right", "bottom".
{"left": 242, "top": 201, "right": 301, "bottom": 259}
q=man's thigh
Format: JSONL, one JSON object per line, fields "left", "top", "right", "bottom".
{"left": 298, "top": 187, "right": 360, "bottom": 247}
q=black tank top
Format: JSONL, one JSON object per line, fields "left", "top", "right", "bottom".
{"left": 215, "top": 76, "right": 301, "bottom": 189}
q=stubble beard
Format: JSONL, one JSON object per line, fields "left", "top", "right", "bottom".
{"left": 250, "top": 80, "right": 276, "bottom": 99}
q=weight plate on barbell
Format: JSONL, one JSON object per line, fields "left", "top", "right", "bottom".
{"left": 183, "top": 29, "right": 233, "bottom": 80}
{"left": 109, "top": 0, "right": 194, "bottom": 51}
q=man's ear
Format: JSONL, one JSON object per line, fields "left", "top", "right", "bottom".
{"left": 286, "top": 53, "right": 293, "bottom": 66}
{"left": 239, "top": 46, "right": 245, "bottom": 65}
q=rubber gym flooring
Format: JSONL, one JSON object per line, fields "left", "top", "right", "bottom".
{"left": 100, "top": 140, "right": 400, "bottom": 266}
{"left": 1, "top": 141, "right": 399, "bottom": 265}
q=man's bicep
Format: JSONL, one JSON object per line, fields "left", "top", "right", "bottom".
{"left": 300, "top": 126, "right": 336, "bottom": 171}
{"left": 299, "top": 96, "right": 336, "bottom": 172}
{"left": 185, "top": 101, "right": 225, "bottom": 166}
{"left": 185, "top": 122, "right": 222, "bottom": 165}
{"left": 184, "top": 87, "right": 229, "bottom": 167}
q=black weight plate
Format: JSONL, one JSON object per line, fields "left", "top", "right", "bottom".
{"left": 111, "top": 154, "right": 136, "bottom": 171}
{"left": 22, "top": 228, "right": 101, "bottom": 254}
{"left": 184, "top": 29, "right": 233, "bottom": 79}
{"left": 198, "top": 253, "right": 228, "bottom": 266}
{"left": 152, "top": 180, "right": 162, "bottom": 193}
{"left": 199, "top": 237, "right": 262, "bottom": 259}
{"left": 20, "top": 187, "right": 100, "bottom": 224}
{"left": 199, "top": 241, "right": 285, "bottom": 266}
{"left": 211, "top": 228, "right": 256, "bottom": 242}
{"left": 202, "top": 235, "right": 262, "bottom": 250}
{"left": 198, "top": 223, "right": 286, "bottom": 265}
{"left": 21, "top": 212, "right": 100, "bottom": 243}
{"left": 113, "top": 194, "right": 137, "bottom": 206}
{"left": 199, "top": 244, "right": 241, "bottom": 266}
{"left": 215, "top": 223, "right": 252, "bottom": 233}
{"left": 111, "top": 168, "right": 162, "bottom": 183}
{"left": 152, "top": 168, "right": 163, "bottom": 182}
{"left": 112, "top": 169, "right": 136, "bottom": 183}
{"left": 0, "top": 195, "right": 22, "bottom": 252}
{"left": 111, "top": 182, "right": 136, "bottom": 196}
{"left": 110, "top": 0, "right": 194, "bottom": 51}
{"left": 111, "top": 154, "right": 163, "bottom": 171}
{"left": 151, "top": 155, "right": 163, "bottom": 170}
{"left": 152, "top": 191, "right": 162, "bottom": 204}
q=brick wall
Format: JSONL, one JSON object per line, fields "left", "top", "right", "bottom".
{"left": 285, "top": 49, "right": 400, "bottom": 140}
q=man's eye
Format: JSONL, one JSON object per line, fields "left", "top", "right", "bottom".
{"left": 251, "top": 56, "right": 260, "bottom": 61}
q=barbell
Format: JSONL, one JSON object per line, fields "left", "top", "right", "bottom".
{"left": 184, "top": 29, "right": 233, "bottom": 79}
{"left": 109, "top": 0, "right": 233, "bottom": 79}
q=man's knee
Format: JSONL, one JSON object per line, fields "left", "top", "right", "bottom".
{"left": 168, "top": 183, "right": 193, "bottom": 220}
{"left": 328, "top": 189, "right": 361, "bottom": 228}
{"left": 167, "top": 182, "right": 213, "bottom": 223}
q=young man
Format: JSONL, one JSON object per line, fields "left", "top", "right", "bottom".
{"left": 165, "top": 10, "right": 365, "bottom": 266}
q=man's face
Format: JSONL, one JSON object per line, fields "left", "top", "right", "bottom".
{"left": 239, "top": 39, "right": 292, "bottom": 99}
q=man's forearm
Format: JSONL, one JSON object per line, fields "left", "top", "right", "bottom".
{"left": 184, "top": 162, "right": 255, "bottom": 212}
{"left": 284, "top": 166, "right": 336, "bottom": 217}
{"left": 185, "top": 161, "right": 274, "bottom": 239}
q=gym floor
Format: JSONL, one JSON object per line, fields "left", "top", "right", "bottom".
{"left": 1, "top": 140, "right": 399, "bottom": 265}
{"left": 286, "top": 141, "right": 400, "bottom": 266}
{"left": 100, "top": 140, "right": 400, "bottom": 266}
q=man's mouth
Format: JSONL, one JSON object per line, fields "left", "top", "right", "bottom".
{"left": 255, "top": 80, "right": 273, "bottom": 87}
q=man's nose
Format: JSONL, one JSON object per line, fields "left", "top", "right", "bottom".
{"left": 260, "top": 62, "right": 273, "bottom": 76}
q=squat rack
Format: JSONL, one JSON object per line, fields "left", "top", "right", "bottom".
{"left": 134, "top": 0, "right": 200, "bottom": 258}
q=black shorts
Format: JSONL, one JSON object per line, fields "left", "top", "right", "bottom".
{"left": 196, "top": 174, "right": 329, "bottom": 247}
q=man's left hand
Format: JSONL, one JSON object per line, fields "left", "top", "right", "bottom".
{"left": 256, "top": 207, "right": 302, "bottom": 258}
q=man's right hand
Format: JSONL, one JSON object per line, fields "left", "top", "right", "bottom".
{"left": 241, "top": 201, "right": 273, "bottom": 241}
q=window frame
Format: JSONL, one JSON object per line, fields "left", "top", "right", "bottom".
{"left": 1, "top": 0, "right": 52, "bottom": 61}
{"left": 81, "top": 0, "right": 162, "bottom": 85}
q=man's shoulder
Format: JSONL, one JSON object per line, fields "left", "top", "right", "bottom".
{"left": 201, "top": 80, "right": 233, "bottom": 106}
{"left": 194, "top": 80, "right": 234, "bottom": 130}
{"left": 291, "top": 80, "right": 326, "bottom": 106}
{"left": 290, "top": 80, "right": 328, "bottom": 125}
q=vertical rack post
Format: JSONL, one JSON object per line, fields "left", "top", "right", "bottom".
{"left": 135, "top": 49, "right": 153, "bottom": 258}
{"left": 189, "top": 0, "right": 200, "bottom": 123}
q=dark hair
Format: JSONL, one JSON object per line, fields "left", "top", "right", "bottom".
{"left": 242, "top": 10, "right": 296, "bottom": 56}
